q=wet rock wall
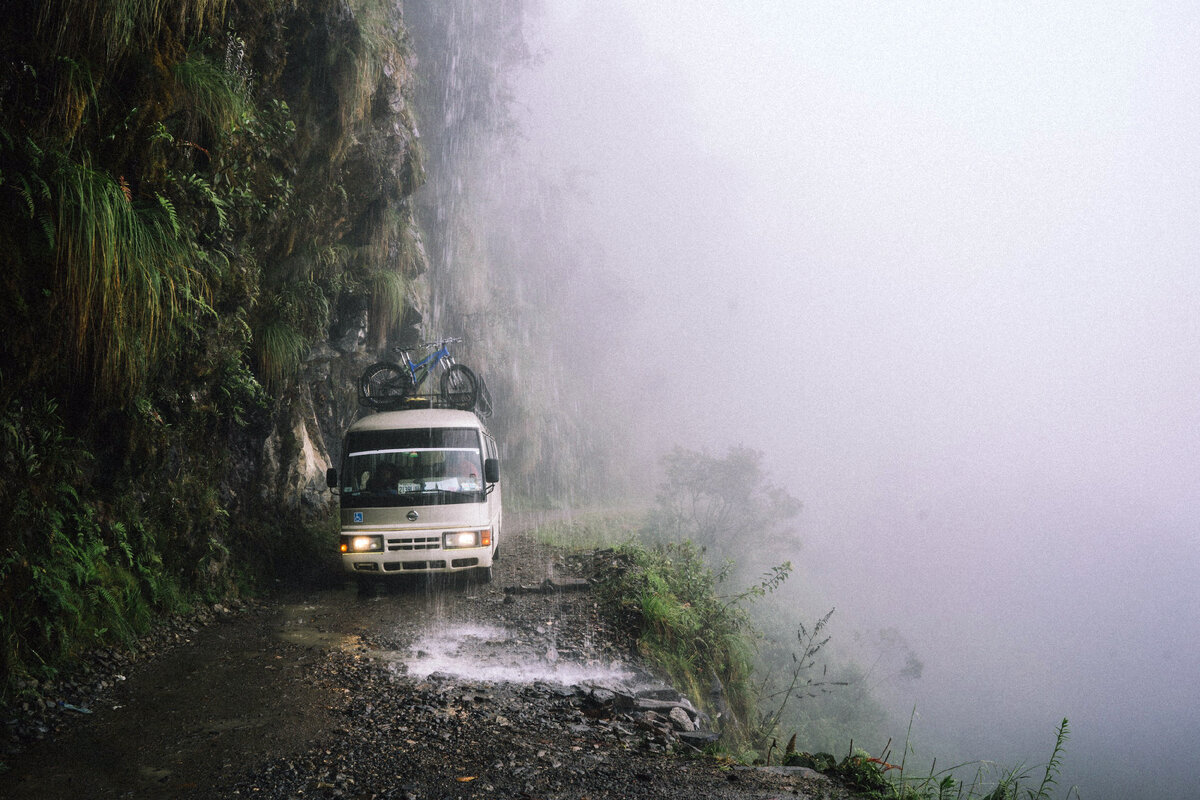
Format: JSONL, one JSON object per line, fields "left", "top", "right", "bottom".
{"left": 226, "top": 0, "right": 431, "bottom": 517}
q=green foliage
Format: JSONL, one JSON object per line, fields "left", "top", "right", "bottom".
{"left": 368, "top": 268, "right": 408, "bottom": 338}
{"left": 1031, "top": 719, "right": 1070, "bottom": 800}
{"left": 251, "top": 278, "right": 330, "bottom": 387}
{"left": 171, "top": 47, "right": 250, "bottom": 138}
{"left": 593, "top": 539, "right": 776, "bottom": 748}
{"left": 754, "top": 608, "right": 844, "bottom": 744}
{"left": 254, "top": 318, "right": 309, "bottom": 389}
{"left": 0, "top": 0, "right": 423, "bottom": 712}
{"left": 528, "top": 511, "right": 642, "bottom": 550}
{"left": 47, "top": 153, "right": 204, "bottom": 396}
{"left": 208, "top": 98, "right": 297, "bottom": 234}
{"left": 0, "top": 392, "right": 186, "bottom": 699}
{"left": 216, "top": 351, "right": 270, "bottom": 428}
{"left": 0, "top": 18, "right": 283, "bottom": 401}
{"left": 782, "top": 718, "right": 1078, "bottom": 800}
{"left": 832, "top": 752, "right": 893, "bottom": 793}
{"left": 36, "top": 1, "right": 230, "bottom": 67}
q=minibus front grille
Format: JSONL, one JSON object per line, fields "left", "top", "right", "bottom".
{"left": 451, "top": 558, "right": 478, "bottom": 568}
{"left": 401, "top": 560, "right": 446, "bottom": 570}
{"left": 386, "top": 535, "right": 440, "bottom": 552}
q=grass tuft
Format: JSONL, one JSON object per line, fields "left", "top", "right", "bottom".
{"left": 47, "top": 153, "right": 206, "bottom": 397}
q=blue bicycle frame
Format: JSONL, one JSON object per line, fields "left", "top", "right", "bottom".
{"left": 397, "top": 339, "right": 457, "bottom": 391}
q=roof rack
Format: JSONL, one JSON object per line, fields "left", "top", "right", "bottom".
{"left": 359, "top": 394, "right": 468, "bottom": 412}
{"left": 357, "top": 376, "right": 491, "bottom": 418}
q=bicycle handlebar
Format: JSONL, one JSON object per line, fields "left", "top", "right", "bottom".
{"left": 388, "top": 337, "right": 462, "bottom": 355}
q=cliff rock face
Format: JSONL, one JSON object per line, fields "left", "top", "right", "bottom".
{"left": 260, "top": 386, "right": 336, "bottom": 512}
{"left": 0, "top": 0, "right": 439, "bottom": 690}
{"left": 229, "top": 0, "right": 431, "bottom": 517}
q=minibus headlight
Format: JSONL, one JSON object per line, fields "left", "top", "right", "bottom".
{"left": 443, "top": 531, "right": 479, "bottom": 549}
{"left": 342, "top": 535, "right": 383, "bottom": 553}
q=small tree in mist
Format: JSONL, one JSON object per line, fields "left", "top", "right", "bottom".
{"left": 650, "top": 444, "right": 801, "bottom": 557}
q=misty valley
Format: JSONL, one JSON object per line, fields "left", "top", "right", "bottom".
{"left": 3, "top": 2, "right": 1198, "bottom": 799}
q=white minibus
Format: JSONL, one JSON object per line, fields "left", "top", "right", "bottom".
{"left": 326, "top": 408, "right": 501, "bottom": 583}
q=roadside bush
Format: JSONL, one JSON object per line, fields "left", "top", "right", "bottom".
{"left": 592, "top": 539, "right": 766, "bottom": 749}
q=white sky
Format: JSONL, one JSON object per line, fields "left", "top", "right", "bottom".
{"left": 514, "top": 3, "right": 1200, "bottom": 796}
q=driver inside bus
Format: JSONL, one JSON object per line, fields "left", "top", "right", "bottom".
{"left": 443, "top": 450, "right": 480, "bottom": 490}
{"left": 366, "top": 461, "right": 400, "bottom": 493}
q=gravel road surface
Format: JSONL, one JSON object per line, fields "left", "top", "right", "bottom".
{"left": 1, "top": 515, "right": 859, "bottom": 799}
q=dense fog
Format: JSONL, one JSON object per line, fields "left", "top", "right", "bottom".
{"left": 501, "top": 2, "right": 1200, "bottom": 798}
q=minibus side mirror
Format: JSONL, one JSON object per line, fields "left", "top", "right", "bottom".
{"left": 325, "top": 467, "right": 338, "bottom": 489}
{"left": 484, "top": 458, "right": 500, "bottom": 484}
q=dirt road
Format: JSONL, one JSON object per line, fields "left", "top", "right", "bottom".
{"left": 0, "top": 521, "right": 854, "bottom": 799}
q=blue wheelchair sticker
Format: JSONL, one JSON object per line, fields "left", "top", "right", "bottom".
{"left": 353, "top": 512, "right": 363, "bottom": 523}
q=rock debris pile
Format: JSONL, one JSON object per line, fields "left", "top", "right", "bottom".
{"left": 229, "top": 638, "right": 844, "bottom": 800}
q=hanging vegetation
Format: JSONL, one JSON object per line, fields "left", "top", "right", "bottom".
{"left": 0, "top": 0, "right": 425, "bottom": 701}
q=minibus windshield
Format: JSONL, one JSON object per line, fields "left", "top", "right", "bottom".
{"left": 340, "top": 428, "right": 484, "bottom": 508}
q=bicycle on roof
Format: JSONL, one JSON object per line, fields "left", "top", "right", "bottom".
{"left": 358, "top": 337, "right": 491, "bottom": 416}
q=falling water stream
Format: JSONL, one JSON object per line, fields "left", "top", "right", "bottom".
{"left": 395, "top": 622, "right": 637, "bottom": 687}
{"left": 389, "top": 0, "right": 656, "bottom": 695}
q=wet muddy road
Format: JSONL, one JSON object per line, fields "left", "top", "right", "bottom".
{"left": 0, "top": 521, "right": 853, "bottom": 799}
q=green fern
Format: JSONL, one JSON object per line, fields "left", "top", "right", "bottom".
{"left": 369, "top": 268, "right": 408, "bottom": 333}
{"left": 254, "top": 319, "right": 308, "bottom": 388}
{"left": 171, "top": 49, "right": 249, "bottom": 137}
{"left": 46, "top": 154, "right": 207, "bottom": 396}
{"left": 170, "top": 170, "right": 230, "bottom": 230}
{"left": 36, "top": 0, "right": 231, "bottom": 66}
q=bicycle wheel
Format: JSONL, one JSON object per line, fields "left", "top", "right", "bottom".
{"left": 359, "top": 362, "right": 413, "bottom": 409}
{"left": 439, "top": 364, "right": 479, "bottom": 410}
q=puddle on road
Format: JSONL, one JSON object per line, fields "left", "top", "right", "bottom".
{"left": 391, "top": 623, "right": 637, "bottom": 688}
{"left": 276, "top": 602, "right": 361, "bottom": 650}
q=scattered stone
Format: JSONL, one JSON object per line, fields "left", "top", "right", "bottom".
{"left": 669, "top": 706, "right": 696, "bottom": 732}
{"left": 0, "top": 528, "right": 864, "bottom": 800}
{"left": 503, "top": 576, "right": 592, "bottom": 595}
{"left": 634, "top": 696, "right": 699, "bottom": 716}
{"left": 678, "top": 730, "right": 722, "bottom": 749}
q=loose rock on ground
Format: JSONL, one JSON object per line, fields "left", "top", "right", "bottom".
{"left": 0, "top": 516, "right": 863, "bottom": 799}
